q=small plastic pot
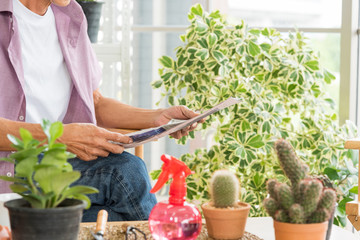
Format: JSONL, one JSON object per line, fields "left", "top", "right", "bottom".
{"left": 202, "top": 201, "right": 250, "bottom": 239}
{"left": 5, "top": 198, "right": 86, "bottom": 240}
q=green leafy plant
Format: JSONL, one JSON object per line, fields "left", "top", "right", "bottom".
{"left": 152, "top": 3, "right": 358, "bottom": 226}
{"left": 263, "top": 139, "right": 336, "bottom": 223}
{"left": 210, "top": 170, "right": 239, "bottom": 208}
{"left": 0, "top": 120, "right": 98, "bottom": 209}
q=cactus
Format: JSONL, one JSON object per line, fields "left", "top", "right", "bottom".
{"left": 266, "top": 179, "right": 278, "bottom": 200}
{"left": 289, "top": 204, "right": 305, "bottom": 224}
{"left": 309, "top": 208, "right": 330, "bottom": 223}
{"left": 317, "top": 189, "right": 336, "bottom": 210}
{"left": 275, "top": 139, "right": 308, "bottom": 185}
{"left": 277, "top": 183, "right": 294, "bottom": 211}
{"left": 263, "top": 139, "right": 337, "bottom": 224}
{"left": 301, "top": 179, "right": 323, "bottom": 218}
{"left": 210, "top": 170, "right": 239, "bottom": 208}
{"left": 263, "top": 197, "right": 278, "bottom": 217}
{"left": 274, "top": 209, "right": 289, "bottom": 223}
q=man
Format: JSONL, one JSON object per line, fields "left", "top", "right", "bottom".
{"left": 0, "top": 0, "right": 201, "bottom": 221}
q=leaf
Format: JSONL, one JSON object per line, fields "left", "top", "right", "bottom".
{"left": 190, "top": 3, "right": 203, "bottom": 16}
{"left": 72, "top": 193, "right": 92, "bottom": 209}
{"left": 150, "top": 170, "right": 162, "bottom": 180}
{"left": 0, "top": 157, "right": 15, "bottom": 164}
{"left": 324, "top": 167, "right": 340, "bottom": 181}
{"left": 212, "top": 50, "right": 225, "bottom": 63}
{"left": 263, "top": 59, "right": 273, "bottom": 72}
{"left": 33, "top": 167, "right": 62, "bottom": 193}
{"left": 159, "top": 56, "right": 174, "bottom": 68}
{"left": 19, "top": 128, "right": 33, "bottom": 147}
{"left": 195, "top": 20, "right": 208, "bottom": 33}
{"left": 0, "top": 176, "right": 27, "bottom": 184}
{"left": 349, "top": 186, "right": 358, "bottom": 194}
{"left": 9, "top": 183, "right": 29, "bottom": 193}
{"left": 205, "top": 60, "right": 218, "bottom": 70}
{"left": 7, "top": 134, "right": 24, "bottom": 149}
{"left": 209, "top": 10, "right": 221, "bottom": 18}
{"left": 324, "top": 69, "right": 335, "bottom": 84}
{"left": 260, "top": 43, "right": 271, "bottom": 52}
{"left": 49, "top": 122, "right": 63, "bottom": 146}
{"left": 195, "top": 49, "right": 209, "bottom": 61}
{"left": 51, "top": 171, "right": 81, "bottom": 195}
{"left": 62, "top": 185, "right": 98, "bottom": 197}
{"left": 248, "top": 41, "right": 261, "bottom": 57}
{"left": 207, "top": 33, "right": 218, "bottom": 48}
{"left": 15, "top": 156, "right": 38, "bottom": 178}
{"left": 41, "top": 149, "right": 68, "bottom": 167}
{"left": 20, "top": 193, "right": 44, "bottom": 209}
{"left": 246, "top": 135, "right": 265, "bottom": 148}
{"left": 305, "top": 60, "right": 319, "bottom": 71}
{"left": 152, "top": 80, "right": 162, "bottom": 88}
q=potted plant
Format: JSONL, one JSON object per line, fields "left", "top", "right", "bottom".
{"left": 0, "top": 120, "right": 98, "bottom": 240}
{"left": 151, "top": 3, "right": 357, "bottom": 225}
{"left": 76, "top": 0, "right": 104, "bottom": 43}
{"left": 201, "top": 169, "right": 250, "bottom": 239}
{"left": 263, "top": 139, "right": 336, "bottom": 240}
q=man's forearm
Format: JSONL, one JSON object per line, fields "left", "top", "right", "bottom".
{"left": 94, "top": 93, "right": 164, "bottom": 129}
{"left": 0, "top": 117, "right": 46, "bottom": 151}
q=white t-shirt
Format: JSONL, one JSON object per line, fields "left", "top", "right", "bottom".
{"left": 13, "top": 0, "right": 73, "bottom": 123}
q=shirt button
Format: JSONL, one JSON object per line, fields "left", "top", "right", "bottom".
{"left": 6, "top": 172, "right": 12, "bottom": 177}
{"left": 19, "top": 116, "right": 24, "bottom": 121}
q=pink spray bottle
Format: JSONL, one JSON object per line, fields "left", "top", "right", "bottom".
{"left": 149, "top": 154, "right": 202, "bottom": 240}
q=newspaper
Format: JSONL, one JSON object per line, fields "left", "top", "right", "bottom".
{"left": 117, "top": 97, "right": 242, "bottom": 148}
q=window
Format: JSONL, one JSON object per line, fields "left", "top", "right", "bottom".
{"left": 93, "top": 0, "right": 359, "bottom": 172}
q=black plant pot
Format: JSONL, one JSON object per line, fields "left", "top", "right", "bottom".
{"left": 5, "top": 198, "right": 86, "bottom": 240}
{"left": 77, "top": 1, "right": 104, "bottom": 43}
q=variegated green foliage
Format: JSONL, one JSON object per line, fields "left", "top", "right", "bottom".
{"left": 152, "top": 4, "right": 358, "bottom": 225}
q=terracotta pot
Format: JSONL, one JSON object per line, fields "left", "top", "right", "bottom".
{"left": 201, "top": 201, "right": 250, "bottom": 239}
{"left": 274, "top": 220, "right": 328, "bottom": 240}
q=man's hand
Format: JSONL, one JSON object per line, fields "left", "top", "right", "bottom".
{"left": 153, "top": 106, "right": 205, "bottom": 139}
{"left": 59, "top": 123, "right": 132, "bottom": 161}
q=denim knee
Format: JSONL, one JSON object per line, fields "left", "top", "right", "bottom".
{"left": 69, "top": 152, "right": 157, "bottom": 222}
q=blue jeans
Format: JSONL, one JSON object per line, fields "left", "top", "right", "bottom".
{"left": 68, "top": 152, "right": 157, "bottom": 222}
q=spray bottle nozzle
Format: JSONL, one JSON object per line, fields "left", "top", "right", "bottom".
{"left": 150, "top": 154, "right": 191, "bottom": 205}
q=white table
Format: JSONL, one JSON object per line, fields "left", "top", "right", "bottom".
{"left": 246, "top": 217, "right": 359, "bottom": 240}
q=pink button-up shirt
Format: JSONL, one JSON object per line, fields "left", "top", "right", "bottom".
{"left": 0, "top": 0, "right": 102, "bottom": 192}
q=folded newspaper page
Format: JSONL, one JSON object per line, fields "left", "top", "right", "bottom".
{"left": 116, "top": 97, "right": 242, "bottom": 148}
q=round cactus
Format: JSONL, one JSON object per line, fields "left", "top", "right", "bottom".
{"left": 210, "top": 170, "right": 239, "bottom": 208}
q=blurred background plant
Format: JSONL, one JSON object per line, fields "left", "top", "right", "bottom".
{"left": 151, "top": 4, "right": 358, "bottom": 227}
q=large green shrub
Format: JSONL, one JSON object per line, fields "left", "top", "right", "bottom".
{"left": 152, "top": 4, "right": 358, "bottom": 226}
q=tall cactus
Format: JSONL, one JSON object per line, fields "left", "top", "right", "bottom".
{"left": 263, "top": 139, "right": 337, "bottom": 224}
{"left": 210, "top": 170, "right": 239, "bottom": 208}
{"left": 275, "top": 139, "right": 308, "bottom": 185}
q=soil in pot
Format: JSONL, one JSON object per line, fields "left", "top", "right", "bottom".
{"left": 5, "top": 198, "right": 86, "bottom": 240}
{"left": 274, "top": 220, "right": 328, "bottom": 240}
{"left": 202, "top": 201, "right": 250, "bottom": 239}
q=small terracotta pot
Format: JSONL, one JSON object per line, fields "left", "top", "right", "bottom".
{"left": 201, "top": 201, "right": 250, "bottom": 239}
{"left": 274, "top": 220, "right": 328, "bottom": 240}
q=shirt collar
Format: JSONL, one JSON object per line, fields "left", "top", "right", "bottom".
{"left": 0, "top": 0, "right": 13, "bottom": 13}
